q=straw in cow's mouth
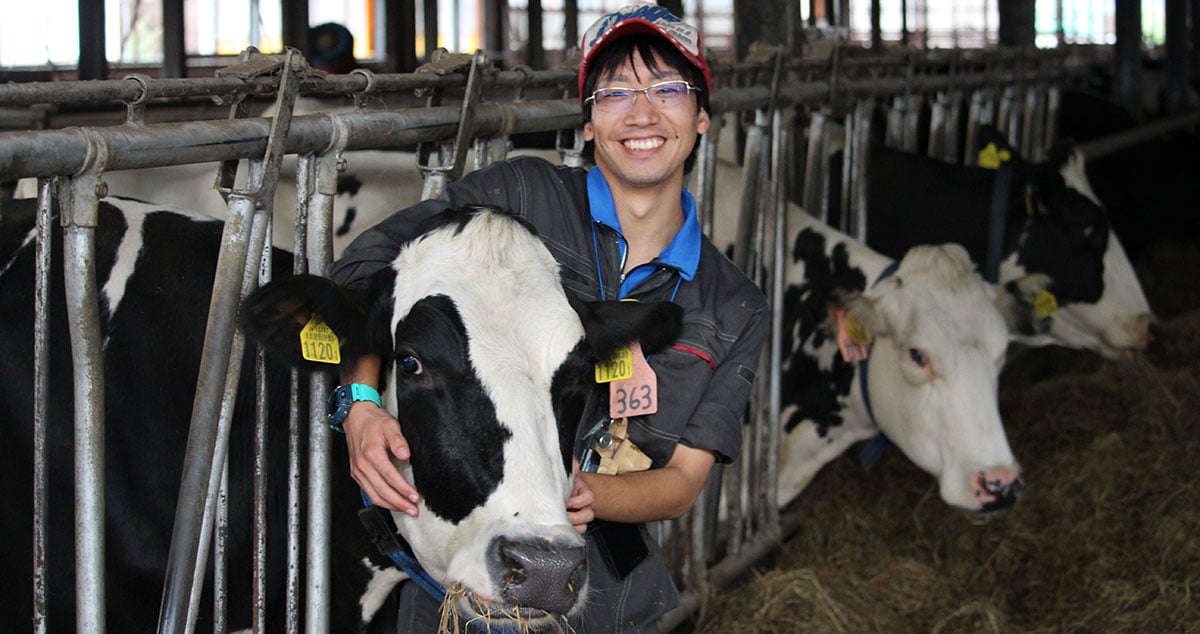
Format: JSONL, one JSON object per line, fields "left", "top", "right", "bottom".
{"left": 437, "top": 583, "right": 572, "bottom": 633}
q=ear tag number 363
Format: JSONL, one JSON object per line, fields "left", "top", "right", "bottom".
{"left": 596, "top": 341, "right": 658, "bottom": 418}
{"left": 300, "top": 316, "right": 341, "bottom": 364}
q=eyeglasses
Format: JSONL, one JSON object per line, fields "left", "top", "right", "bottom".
{"left": 584, "top": 80, "right": 701, "bottom": 113}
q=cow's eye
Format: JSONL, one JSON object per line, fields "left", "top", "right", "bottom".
{"left": 398, "top": 355, "right": 422, "bottom": 375}
{"left": 908, "top": 348, "right": 929, "bottom": 368}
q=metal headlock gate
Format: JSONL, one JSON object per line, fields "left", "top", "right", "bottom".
{"left": 4, "top": 43, "right": 1195, "bottom": 633}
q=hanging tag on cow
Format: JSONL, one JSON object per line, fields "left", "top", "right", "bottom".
{"left": 300, "top": 316, "right": 341, "bottom": 364}
{"left": 608, "top": 341, "right": 658, "bottom": 418}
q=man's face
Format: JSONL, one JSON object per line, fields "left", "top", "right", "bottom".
{"left": 583, "top": 50, "right": 710, "bottom": 192}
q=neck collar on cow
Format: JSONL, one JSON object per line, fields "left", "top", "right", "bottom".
{"left": 357, "top": 490, "right": 448, "bottom": 599}
{"left": 857, "top": 260, "right": 900, "bottom": 470}
{"left": 586, "top": 167, "right": 702, "bottom": 295}
{"left": 357, "top": 492, "right": 529, "bottom": 633}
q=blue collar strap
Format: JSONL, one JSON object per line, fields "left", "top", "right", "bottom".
{"left": 357, "top": 490, "right": 447, "bottom": 601}
{"left": 586, "top": 167, "right": 702, "bottom": 299}
{"left": 983, "top": 164, "right": 1014, "bottom": 283}
{"left": 857, "top": 260, "right": 900, "bottom": 470}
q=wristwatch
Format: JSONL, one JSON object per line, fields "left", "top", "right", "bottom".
{"left": 326, "top": 383, "right": 382, "bottom": 432}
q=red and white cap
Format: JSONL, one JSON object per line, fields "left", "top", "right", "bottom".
{"left": 578, "top": 3, "right": 712, "bottom": 101}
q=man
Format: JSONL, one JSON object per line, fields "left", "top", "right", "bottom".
{"left": 328, "top": 4, "right": 767, "bottom": 630}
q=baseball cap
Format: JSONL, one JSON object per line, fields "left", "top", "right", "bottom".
{"left": 578, "top": 3, "right": 712, "bottom": 100}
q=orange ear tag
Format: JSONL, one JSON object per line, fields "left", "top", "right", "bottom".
{"left": 834, "top": 309, "right": 870, "bottom": 363}
{"left": 608, "top": 341, "right": 658, "bottom": 418}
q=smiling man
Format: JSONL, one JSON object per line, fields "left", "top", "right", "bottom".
{"left": 327, "top": 4, "right": 768, "bottom": 631}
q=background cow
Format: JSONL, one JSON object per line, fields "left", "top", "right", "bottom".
{"left": 774, "top": 206, "right": 1037, "bottom": 513}
{"left": 0, "top": 197, "right": 681, "bottom": 631}
{"left": 860, "top": 130, "right": 1156, "bottom": 361}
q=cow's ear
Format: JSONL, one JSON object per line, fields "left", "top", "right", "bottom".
{"left": 239, "top": 273, "right": 370, "bottom": 371}
{"left": 832, "top": 290, "right": 891, "bottom": 341}
{"left": 571, "top": 298, "right": 684, "bottom": 361}
{"left": 993, "top": 273, "right": 1055, "bottom": 337}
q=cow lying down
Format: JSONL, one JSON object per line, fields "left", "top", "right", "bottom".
{"left": 774, "top": 207, "right": 1047, "bottom": 513}
{"left": 863, "top": 129, "right": 1156, "bottom": 361}
{"left": 0, "top": 196, "right": 682, "bottom": 631}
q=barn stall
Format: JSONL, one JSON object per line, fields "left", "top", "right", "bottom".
{"left": 2, "top": 1, "right": 1198, "bottom": 632}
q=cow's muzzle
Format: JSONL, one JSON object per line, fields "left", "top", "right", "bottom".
{"left": 973, "top": 466, "right": 1024, "bottom": 513}
{"left": 487, "top": 534, "right": 588, "bottom": 615}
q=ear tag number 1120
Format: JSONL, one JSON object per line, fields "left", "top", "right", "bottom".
{"left": 300, "top": 316, "right": 341, "bottom": 364}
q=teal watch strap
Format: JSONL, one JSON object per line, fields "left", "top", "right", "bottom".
{"left": 327, "top": 383, "right": 383, "bottom": 432}
{"left": 348, "top": 383, "right": 382, "bottom": 407}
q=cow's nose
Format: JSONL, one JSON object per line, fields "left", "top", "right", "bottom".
{"left": 973, "top": 466, "right": 1023, "bottom": 512}
{"left": 489, "top": 535, "right": 587, "bottom": 614}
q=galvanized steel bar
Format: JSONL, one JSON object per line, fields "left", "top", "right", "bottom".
{"left": 156, "top": 193, "right": 261, "bottom": 634}
{"left": 1079, "top": 109, "right": 1200, "bottom": 160}
{"left": 765, "top": 108, "right": 789, "bottom": 530}
{"left": 161, "top": 52, "right": 303, "bottom": 631}
{"left": 802, "top": 110, "right": 830, "bottom": 222}
{"left": 0, "top": 100, "right": 583, "bottom": 182}
{"left": 32, "top": 179, "right": 54, "bottom": 634}
{"left": 304, "top": 150, "right": 339, "bottom": 634}
{"left": 60, "top": 171, "right": 107, "bottom": 634}
{"left": 0, "top": 68, "right": 577, "bottom": 108}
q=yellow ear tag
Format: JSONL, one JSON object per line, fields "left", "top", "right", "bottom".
{"left": 595, "top": 345, "right": 634, "bottom": 383}
{"left": 1031, "top": 289, "right": 1059, "bottom": 318}
{"left": 977, "top": 142, "right": 1012, "bottom": 170}
{"left": 300, "top": 316, "right": 341, "bottom": 364}
{"left": 845, "top": 314, "right": 873, "bottom": 346}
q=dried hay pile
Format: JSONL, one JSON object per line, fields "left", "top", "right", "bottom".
{"left": 692, "top": 241, "right": 1200, "bottom": 634}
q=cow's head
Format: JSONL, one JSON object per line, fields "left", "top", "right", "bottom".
{"left": 981, "top": 129, "right": 1157, "bottom": 361}
{"left": 837, "top": 244, "right": 1023, "bottom": 513}
{"left": 241, "top": 206, "right": 682, "bottom": 627}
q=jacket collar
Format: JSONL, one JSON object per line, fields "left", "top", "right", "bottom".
{"left": 586, "top": 166, "right": 702, "bottom": 282}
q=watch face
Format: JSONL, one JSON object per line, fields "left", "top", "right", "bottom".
{"left": 327, "top": 386, "right": 350, "bottom": 423}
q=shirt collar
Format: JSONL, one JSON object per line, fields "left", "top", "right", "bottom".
{"left": 586, "top": 166, "right": 701, "bottom": 281}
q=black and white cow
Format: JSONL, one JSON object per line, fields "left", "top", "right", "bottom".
{"left": 0, "top": 196, "right": 682, "bottom": 631}
{"left": 776, "top": 207, "right": 1037, "bottom": 512}
{"left": 862, "top": 130, "right": 1156, "bottom": 361}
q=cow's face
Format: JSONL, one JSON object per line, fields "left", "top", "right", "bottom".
{"left": 845, "top": 245, "right": 1022, "bottom": 513}
{"left": 377, "top": 211, "right": 590, "bottom": 624}
{"left": 1002, "top": 148, "right": 1156, "bottom": 360}
{"left": 241, "top": 207, "right": 682, "bottom": 627}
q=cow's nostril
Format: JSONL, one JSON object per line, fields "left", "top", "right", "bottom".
{"left": 489, "top": 536, "right": 587, "bottom": 615}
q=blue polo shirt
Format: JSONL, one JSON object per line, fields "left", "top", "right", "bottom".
{"left": 586, "top": 166, "right": 702, "bottom": 299}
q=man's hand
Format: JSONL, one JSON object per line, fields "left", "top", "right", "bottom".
{"left": 566, "top": 461, "right": 595, "bottom": 534}
{"left": 344, "top": 401, "right": 421, "bottom": 516}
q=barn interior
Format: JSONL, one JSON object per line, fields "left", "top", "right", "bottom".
{"left": 2, "top": 1, "right": 1198, "bottom": 632}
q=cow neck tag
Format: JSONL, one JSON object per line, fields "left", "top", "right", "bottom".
{"left": 977, "top": 142, "right": 1012, "bottom": 170}
{"left": 1031, "top": 289, "right": 1059, "bottom": 318}
{"left": 300, "top": 316, "right": 341, "bottom": 364}
{"left": 608, "top": 341, "right": 658, "bottom": 418}
{"left": 592, "top": 418, "right": 653, "bottom": 475}
{"left": 834, "top": 309, "right": 871, "bottom": 363}
{"left": 594, "top": 345, "right": 634, "bottom": 383}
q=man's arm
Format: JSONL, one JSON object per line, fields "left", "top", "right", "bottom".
{"left": 340, "top": 355, "right": 422, "bottom": 516}
{"left": 576, "top": 444, "right": 715, "bottom": 524}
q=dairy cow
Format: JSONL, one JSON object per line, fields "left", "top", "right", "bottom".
{"left": 862, "top": 130, "right": 1156, "bottom": 361}
{"left": 775, "top": 207, "right": 1037, "bottom": 512}
{"left": 0, "top": 197, "right": 682, "bottom": 631}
